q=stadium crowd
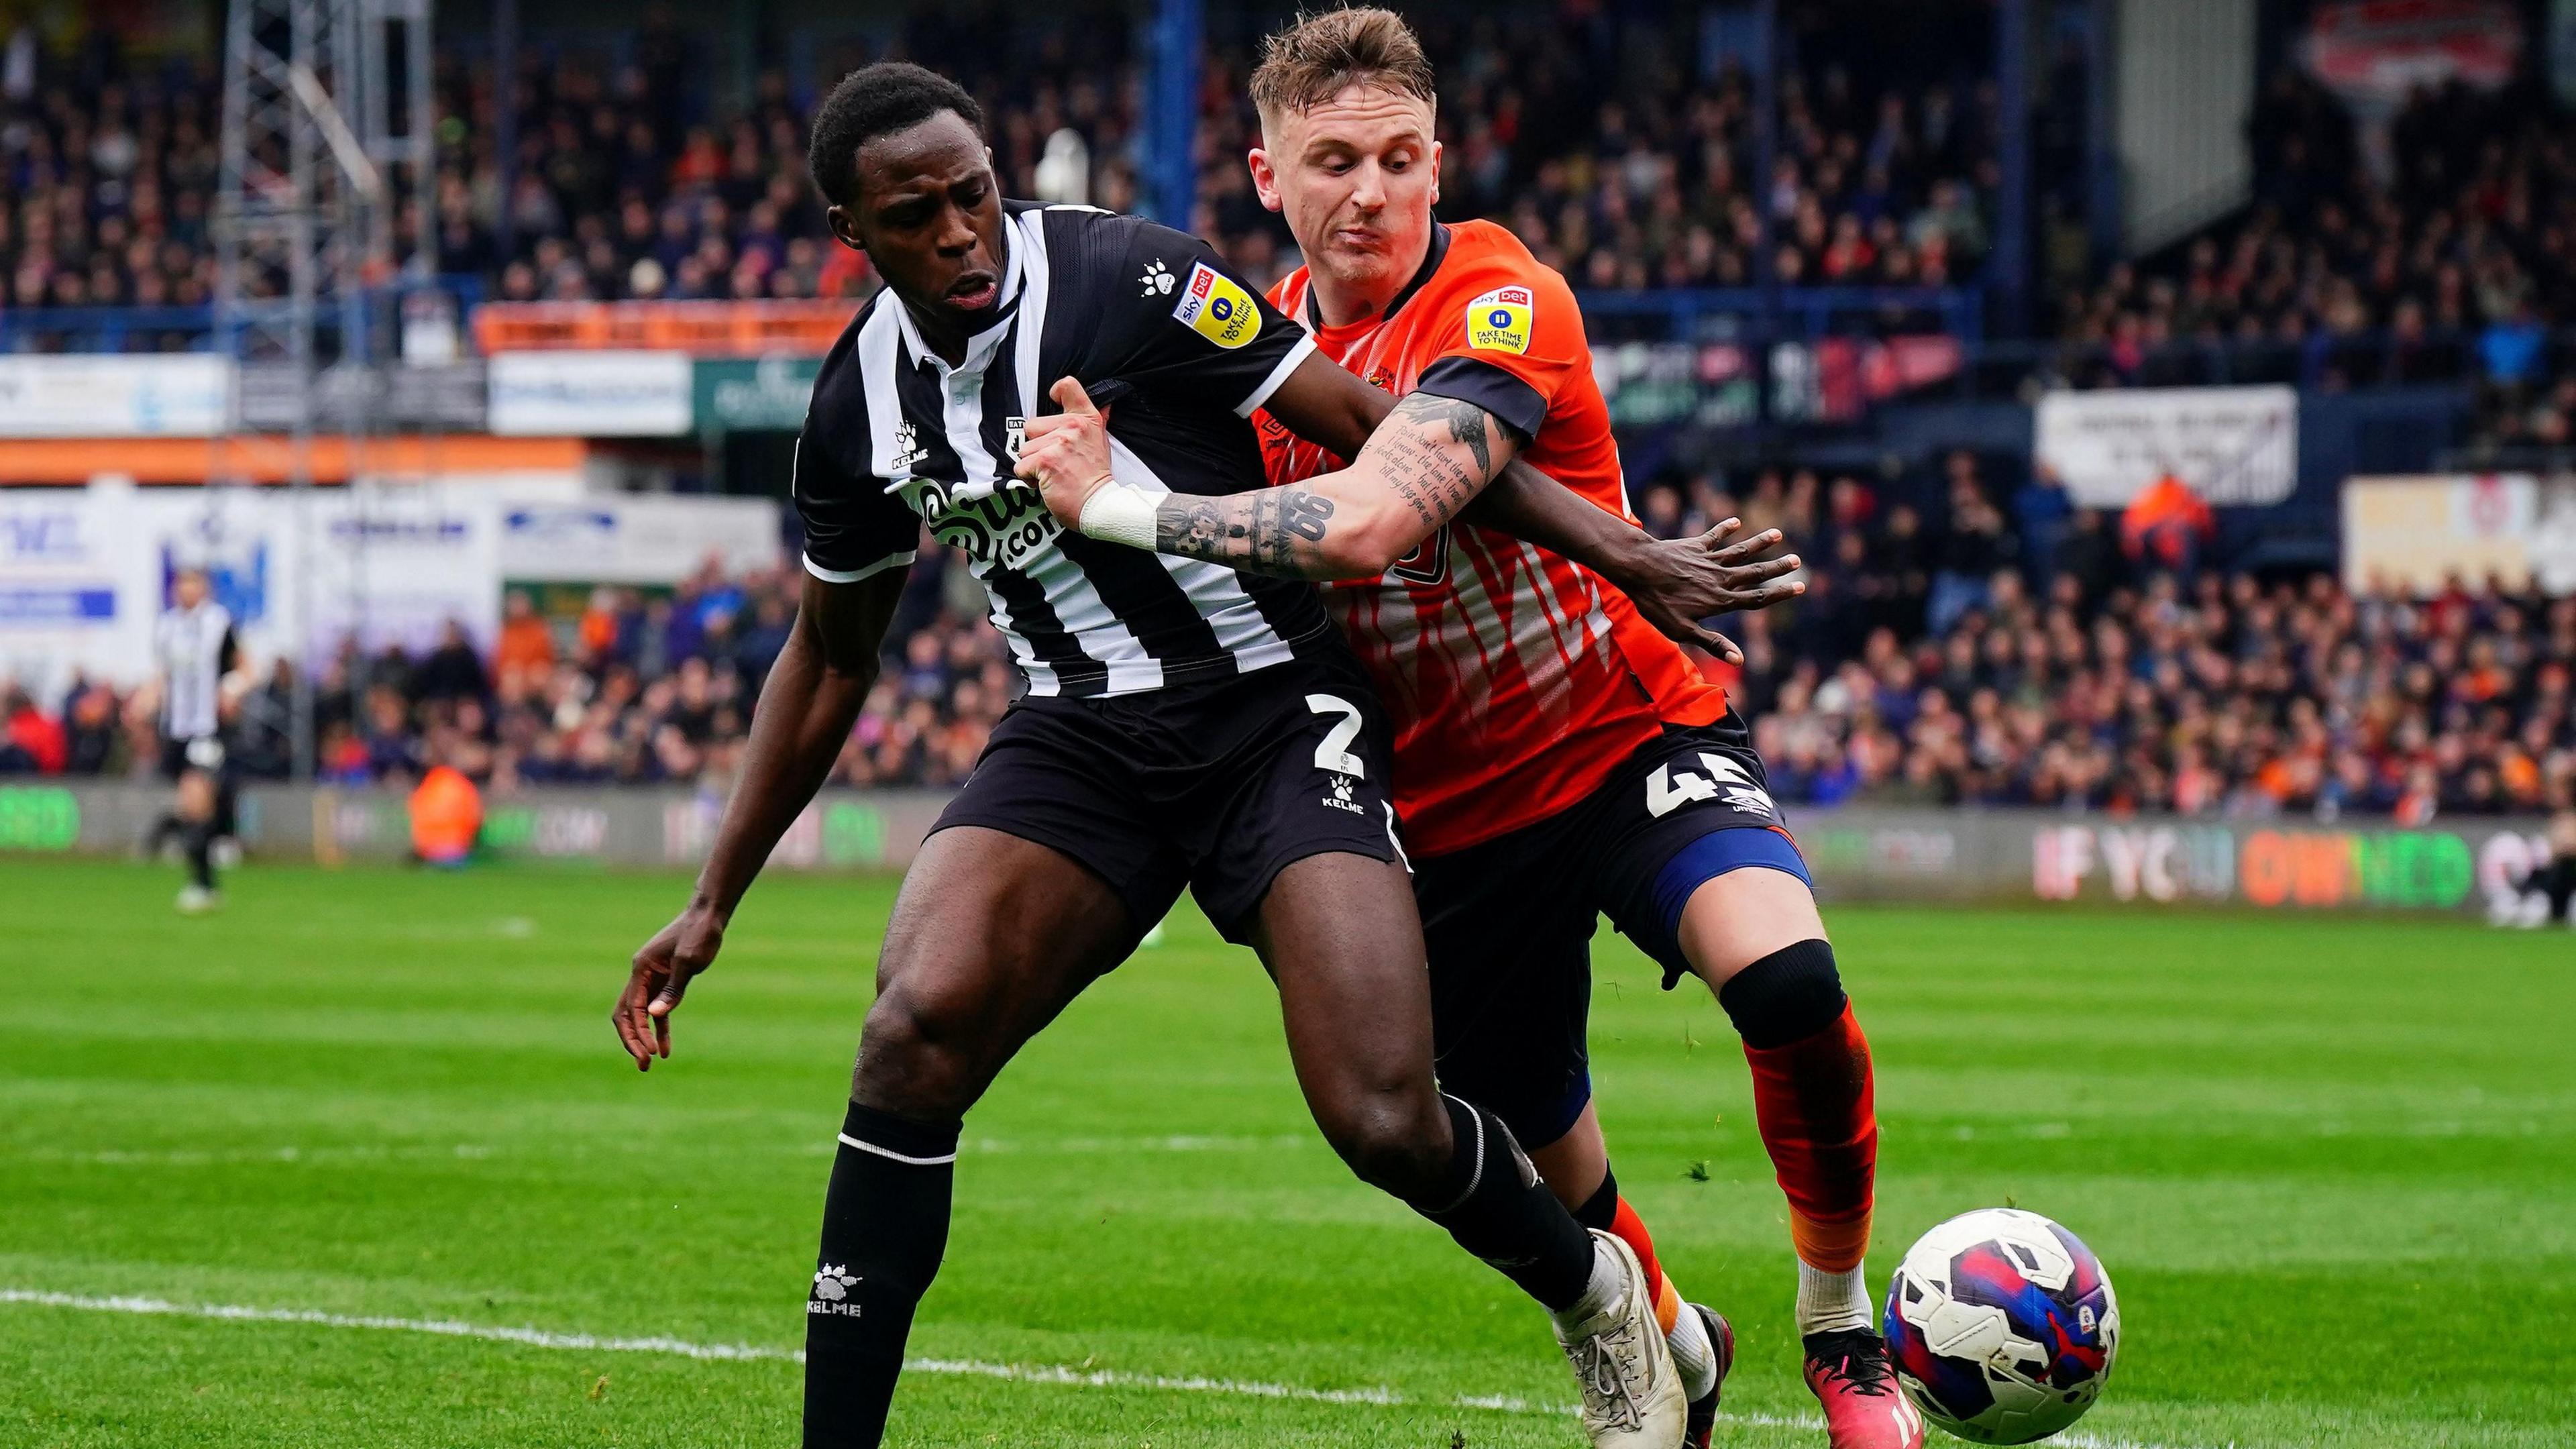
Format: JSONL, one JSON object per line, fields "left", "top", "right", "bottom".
{"left": 1640, "top": 457, "right": 2576, "bottom": 820}
{"left": 0, "top": 7, "right": 1999, "bottom": 327}
{"left": 2060, "top": 68, "right": 2576, "bottom": 400}
{"left": 1194, "top": 9, "right": 1997, "bottom": 292}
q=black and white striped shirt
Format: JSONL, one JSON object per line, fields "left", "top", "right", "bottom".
{"left": 793, "top": 202, "right": 1332, "bottom": 698}
{"left": 154, "top": 600, "right": 234, "bottom": 741}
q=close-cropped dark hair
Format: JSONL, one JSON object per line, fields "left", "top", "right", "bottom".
{"left": 806, "top": 62, "right": 987, "bottom": 210}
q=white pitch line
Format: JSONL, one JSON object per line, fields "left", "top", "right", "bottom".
{"left": 0, "top": 1287, "right": 2213, "bottom": 1448}
{"left": 0, "top": 1289, "right": 798, "bottom": 1363}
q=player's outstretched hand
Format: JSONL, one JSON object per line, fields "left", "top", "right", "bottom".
{"left": 614, "top": 903, "right": 724, "bottom": 1071}
{"left": 1621, "top": 517, "right": 1804, "bottom": 665}
{"left": 1016, "top": 377, "right": 1115, "bottom": 527}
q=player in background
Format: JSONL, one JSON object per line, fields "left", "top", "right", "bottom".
{"left": 152, "top": 566, "right": 239, "bottom": 913}
{"left": 1016, "top": 12, "right": 1915, "bottom": 1447}
{"left": 612, "top": 61, "right": 1784, "bottom": 1449}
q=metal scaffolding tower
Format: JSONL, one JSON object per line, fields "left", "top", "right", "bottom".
{"left": 212, "top": 0, "right": 435, "bottom": 777}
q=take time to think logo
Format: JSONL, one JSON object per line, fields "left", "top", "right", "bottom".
{"left": 1171, "top": 261, "right": 1263, "bottom": 349}
{"left": 1466, "top": 284, "right": 1533, "bottom": 355}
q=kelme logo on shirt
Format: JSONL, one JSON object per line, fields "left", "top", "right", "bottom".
{"left": 1466, "top": 285, "right": 1533, "bottom": 354}
{"left": 1172, "top": 262, "right": 1263, "bottom": 349}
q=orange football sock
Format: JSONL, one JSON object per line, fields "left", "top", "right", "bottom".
{"left": 1606, "top": 1195, "right": 1682, "bottom": 1333}
{"left": 1743, "top": 1004, "right": 1879, "bottom": 1273}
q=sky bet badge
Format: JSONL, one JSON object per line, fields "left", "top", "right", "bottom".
{"left": 1466, "top": 285, "right": 1533, "bottom": 354}
{"left": 1173, "top": 261, "right": 1262, "bottom": 348}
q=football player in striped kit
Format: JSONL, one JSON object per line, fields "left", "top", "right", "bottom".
{"left": 153, "top": 566, "right": 239, "bottom": 913}
{"left": 610, "top": 61, "right": 1776, "bottom": 1449}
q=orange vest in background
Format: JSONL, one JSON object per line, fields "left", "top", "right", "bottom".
{"left": 2120, "top": 474, "right": 2216, "bottom": 566}
{"left": 409, "top": 765, "right": 483, "bottom": 864}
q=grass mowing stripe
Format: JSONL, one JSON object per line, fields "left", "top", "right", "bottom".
{"left": 0, "top": 1287, "right": 2222, "bottom": 1449}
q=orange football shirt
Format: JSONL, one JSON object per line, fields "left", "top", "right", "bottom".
{"left": 1256, "top": 221, "right": 1727, "bottom": 855}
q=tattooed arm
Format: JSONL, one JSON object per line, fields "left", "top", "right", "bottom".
{"left": 1016, "top": 368, "right": 1805, "bottom": 644}
{"left": 1152, "top": 389, "right": 1517, "bottom": 578}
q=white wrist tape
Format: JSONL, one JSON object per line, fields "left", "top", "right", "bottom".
{"left": 1077, "top": 479, "right": 1160, "bottom": 549}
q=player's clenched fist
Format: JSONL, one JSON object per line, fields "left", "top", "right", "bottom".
{"left": 1015, "top": 376, "right": 1116, "bottom": 528}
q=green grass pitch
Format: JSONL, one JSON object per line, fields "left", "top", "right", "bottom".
{"left": 5, "top": 855, "right": 2572, "bottom": 1448}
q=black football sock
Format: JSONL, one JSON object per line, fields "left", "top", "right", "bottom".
{"left": 1405, "top": 1095, "right": 1597, "bottom": 1312}
{"left": 180, "top": 822, "right": 216, "bottom": 891}
{"left": 804, "top": 1102, "right": 962, "bottom": 1449}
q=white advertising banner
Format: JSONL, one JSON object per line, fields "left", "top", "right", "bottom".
{"left": 0, "top": 483, "right": 161, "bottom": 693}
{"left": 496, "top": 493, "right": 783, "bottom": 584}
{"left": 487, "top": 350, "right": 693, "bottom": 436}
{"left": 294, "top": 490, "right": 505, "bottom": 662}
{"left": 0, "top": 355, "right": 236, "bottom": 437}
{"left": 0, "top": 482, "right": 505, "bottom": 693}
{"left": 2035, "top": 385, "right": 2299, "bottom": 508}
{"left": 2343, "top": 474, "right": 2576, "bottom": 596}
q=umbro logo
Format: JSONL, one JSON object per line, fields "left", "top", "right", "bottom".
{"left": 1139, "top": 258, "right": 1176, "bottom": 297}
{"left": 808, "top": 1264, "right": 863, "bottom": 1317}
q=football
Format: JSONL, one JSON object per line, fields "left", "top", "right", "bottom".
{"left": 1884, "top": 1208, "right": 2120, "bottom": 1444}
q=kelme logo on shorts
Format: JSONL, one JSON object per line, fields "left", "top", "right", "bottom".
{"left": 1172, "top": 262, "right": 1263, "bottom": 349}
{"left": 1466, "top": 285, "right": 1533, "bottom": 354}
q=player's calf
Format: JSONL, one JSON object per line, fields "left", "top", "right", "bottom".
{"left": 805, "top": 1101, "right": 961, "bottom": 1448}
{"left": 806, "top": 827, "right": 1139, "bottom": 1448}
{"left": 1716, "top": 938, "right": 1878, "bottom": 1334}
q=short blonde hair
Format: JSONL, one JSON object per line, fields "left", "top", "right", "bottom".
{"left": 1248, "top": 7, "right": 1437, "bottom": 129}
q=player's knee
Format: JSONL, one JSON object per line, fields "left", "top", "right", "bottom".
{"left": 853, "top": 971, "right": 1002, "bottom": 1117}
{"left": 1716, "top": 938, "right": 1847, "bottom": 1049}
{"left": 1314, "top": 1086, "right": 1451, "bottom": 1197}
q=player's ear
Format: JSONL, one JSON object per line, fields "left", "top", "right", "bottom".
{"left": 1428, "top": 139, "right": 1442, "bottom": 207}
{"left": 1248, "top": 148, "right": 1284, "bottom": 213}
{"left": 825, "top": 203, "right": 868, "bottom": 256}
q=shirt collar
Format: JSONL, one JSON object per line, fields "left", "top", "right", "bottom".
{"left": 896, "top": 216, "right": 1026, "bottom": 373}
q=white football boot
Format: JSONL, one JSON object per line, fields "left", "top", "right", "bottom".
{"left": 1556, "top": 1230, "right": 1688, "bottom": 1446}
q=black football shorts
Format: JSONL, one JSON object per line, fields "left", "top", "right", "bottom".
{"left": 158, "top": 733, "right": 225, "bottom": 781}
{"left": 1412, "top": 712, "right": 1810, "bottom": 1149}
{"left": 929, "top": 647, "right": 1407, "bottom": 943}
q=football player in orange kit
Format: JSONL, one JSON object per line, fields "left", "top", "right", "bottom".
{"left": 1016, "top": 11, "right": 1917, "bottom": 1448}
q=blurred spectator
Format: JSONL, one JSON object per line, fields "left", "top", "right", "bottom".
{"left": 1, "top": 682, "right": 67, "bottom": 773}
{"left": 2119, "top": 474, "right": 2216, "bottom": 580}
{"left": 494, "top": 590, "right": 556, "bottom": 687}
{"left": 415, "top": 620, "right": 491, "bottom": 704}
